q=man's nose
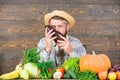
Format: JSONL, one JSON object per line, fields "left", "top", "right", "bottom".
{"left": 55, "top": 26, "right": 59, "bottom": 31}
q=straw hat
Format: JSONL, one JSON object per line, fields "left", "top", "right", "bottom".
{"left": 44, "top": 10, "right": 75, "bottom": 28}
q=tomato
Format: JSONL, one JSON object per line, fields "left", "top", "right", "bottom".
{"left": 98, "top": 71, "right": 108, "bottom": 80}
{"left": 108, "top": 71, "right": 117, "bottom": 80}
{"left": 56, "top": 68, "right": 65, "bottom": 78}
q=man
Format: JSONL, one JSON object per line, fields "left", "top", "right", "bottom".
{"left": 37, "top": 10, "right": 86, "bottom": 67}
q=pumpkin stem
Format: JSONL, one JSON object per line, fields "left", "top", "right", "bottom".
{"left": 92, "top": 51, "right": 96, "bottom": 55}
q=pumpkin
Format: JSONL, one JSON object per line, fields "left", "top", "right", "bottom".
{"left": 79, "top": 51, "right": 111, "bottom": 74}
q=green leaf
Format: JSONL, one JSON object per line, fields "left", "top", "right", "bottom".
{"left": 22, "top": 48, "right": 40, "bottom": 65}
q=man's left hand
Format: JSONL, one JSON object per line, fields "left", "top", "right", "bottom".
{"left": 57, "top": 35, "right": 73, "bottom": 55}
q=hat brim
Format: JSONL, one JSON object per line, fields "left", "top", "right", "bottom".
{"left": 44, "top": 10, "right": 75, "bottom": 28}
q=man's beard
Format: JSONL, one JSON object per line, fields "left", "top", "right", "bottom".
{"left": 63, "top": 31, "right": 67, "bottom": 37}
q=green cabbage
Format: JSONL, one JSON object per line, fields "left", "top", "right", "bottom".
{"left": 23, "top": 62, "right": 40, "bottom": 78}
{"left": 20, "top": 68, "right": 30, "bottom": 79}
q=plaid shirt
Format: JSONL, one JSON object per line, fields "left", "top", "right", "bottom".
{"left": 37, "top": 35, "right": 86, "bottom": 67}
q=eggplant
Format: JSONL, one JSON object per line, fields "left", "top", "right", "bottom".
{"left": 45, "top": 25, "right": 64, "bottom": 43}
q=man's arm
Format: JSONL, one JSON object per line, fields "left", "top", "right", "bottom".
{"left": 69, "top": 36, "right": 86, "bottom": 58}
{"left": 37, "top": 38, "right": 50, "bottom": 61}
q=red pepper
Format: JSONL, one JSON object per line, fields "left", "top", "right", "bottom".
{"left": 47, "top": 68, "right": 53, "bottom": 75}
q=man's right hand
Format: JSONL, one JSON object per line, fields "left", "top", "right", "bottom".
{"left": 45, "top": 27, "right": 56, "bottom": 53}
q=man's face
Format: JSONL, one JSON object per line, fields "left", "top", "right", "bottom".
{"left": 49, "top": 19, "right": 69, "bottom": 36}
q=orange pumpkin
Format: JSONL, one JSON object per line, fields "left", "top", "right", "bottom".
{"left": 79, "top": 51, "right": 111, "bottom": 74}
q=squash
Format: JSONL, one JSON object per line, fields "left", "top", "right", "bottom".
{"left": 79, "top": 51, "right": 111, "bottom": 74}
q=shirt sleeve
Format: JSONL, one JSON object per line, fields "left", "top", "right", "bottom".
{"left": 68, "top": 36, "right": 86, "bottom": 58}
{"left": 37, "top": 38, "right": 50, "bottom": 61}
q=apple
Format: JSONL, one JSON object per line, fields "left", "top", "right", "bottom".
{"left": 98, "top": 71, "right": 108, "bottom": 80}
{"left": 108, "top": 71, "right": 117, "bottom": 80}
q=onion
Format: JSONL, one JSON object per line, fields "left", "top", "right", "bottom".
{"left": 53, "top": 72, "right": 62, "bottom": 79}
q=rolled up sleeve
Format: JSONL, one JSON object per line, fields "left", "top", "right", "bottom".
{"left": 37, "top": 38, "right": 50, "bottom": 61}
{"left": 68, "top": 36, "right": 86, "bottom": 58}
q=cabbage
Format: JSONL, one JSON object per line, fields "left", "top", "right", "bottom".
{"left": 24, "top": 62, "right": 40, "bottom": 78}
{"left": 20, "top": 68, "right": 29, "bottom": 79}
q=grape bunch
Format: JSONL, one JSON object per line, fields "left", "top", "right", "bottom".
{"left": 109, "top": 64, "right": 120, "bottom": 72}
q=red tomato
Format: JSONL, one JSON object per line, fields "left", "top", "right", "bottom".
{"left": 56, "top": 68, "right": 65, "bottom": 78}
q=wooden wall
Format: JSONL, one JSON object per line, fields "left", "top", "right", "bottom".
{"left": 0, "top": 0, "right": 120, "bottom": 74}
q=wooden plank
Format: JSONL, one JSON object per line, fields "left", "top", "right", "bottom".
{"left": 0, "top": 0, "right": 119, "bottom": 5}
{"left": 0, "top": 66, "right": 16, "bottom": 74}
{"left": 0, "top": 20, "right": 43, "bottom": 29}
{"left": 0, "top": 35, "right": 119, "bottom": 52}
{"left": 0, "top": 40, "right": 38, "bottom": 50}
{"left": 0, "top": 36, "right": 120, "bottom": 52}
{"left": 62, "top": 0, "right": 120, "bottom": 5}
{"left": 81, "top": 36, "right": 120, "bottom": 52}
{"left": 78, "top": 36, "right": 120, "bottom": 45}
{"left": 86, "top": 45, "right": 120, "bottom": 52}
{"left": 66, "top": 5, "right": 120, "bottom": 21}
{"left": 0, "top": 52, "right": 23, "bottom": 66}
{"left": 0, "top": 21, "right": 119, "bottom": 37}
{"left": 0, "top": 0, "right": 62, "bottom": 5}
{"left": 69, "top": 21, "right": 119, "bottom": 36}
{"left": 0, "top": 5, "right": 120, "bottom": 21}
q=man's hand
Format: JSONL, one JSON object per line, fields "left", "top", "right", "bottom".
{"left": 45, "top": 27, "right": 56, "bottom": 53}
{"left": 57, "top": 35, "right": 73, "bottom": 54}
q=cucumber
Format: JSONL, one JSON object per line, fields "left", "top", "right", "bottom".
{"left": 64, "top": 72, "right": 71, "bottom": 79}
{"left": 67, "top": 69, "right": 77, "bottom": 79}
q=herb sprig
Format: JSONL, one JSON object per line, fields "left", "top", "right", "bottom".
{"left": 22, "top": 48, "right": 40, "bottom": 65}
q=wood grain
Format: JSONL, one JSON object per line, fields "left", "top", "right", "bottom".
{"left": 0, "top": 0, "right": 120, "bottom": 5}
{"left": 0, "top": 0, "right": 120, "bottom": 74}
{"left": 0, "top": 5, "right": 120, "bottom": 21}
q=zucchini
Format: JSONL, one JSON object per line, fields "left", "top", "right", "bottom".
{"left": 67, "top": 68, "right": 77, "bottom": 79}
{"left": 64, "top": 72, "right": 71, "bottom": 79}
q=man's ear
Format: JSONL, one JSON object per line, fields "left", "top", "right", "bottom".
{"left": 66, "top": 24, "right": 70, "bottom": 31}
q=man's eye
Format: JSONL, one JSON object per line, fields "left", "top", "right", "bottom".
{"left": 58, "top": 26, "right": 63, "bottom": 28}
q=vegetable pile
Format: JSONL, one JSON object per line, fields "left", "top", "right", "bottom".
{"left": 62, "top": 57, "right": 80, "bottom": 74}
{"left": 20, "top": 48, "right": 55, "bottom": 79}
{"left": 77, "top": 70, "right": 98, "bottom": 80}
{"left": 22, "top": 48, "right": 40, "bottom": 65}
{"left": 36, "top": 61, "right": 54, "bottom": 79}
{"left": 1, "top": 49, "right": 118, "bottom": 80}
